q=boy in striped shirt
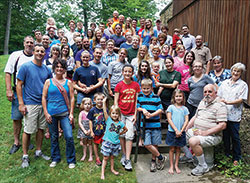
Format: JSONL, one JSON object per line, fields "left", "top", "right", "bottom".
{"left": 137, "top": 78, "right": 166, "bottom": 172}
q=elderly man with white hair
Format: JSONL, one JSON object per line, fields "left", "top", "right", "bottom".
{"left": 218, "top": 62, "right": 248, "bottom": 166}
{"left": 185, "top": 84, "right": 227, "bottom": 176}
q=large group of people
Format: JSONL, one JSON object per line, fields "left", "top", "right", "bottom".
{"left": 4, "top": 10, "right": 248, "bottom": 179}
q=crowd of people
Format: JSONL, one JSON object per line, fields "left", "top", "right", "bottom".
{"left": 4, "top": 10, "right": 248, "bottom": 179}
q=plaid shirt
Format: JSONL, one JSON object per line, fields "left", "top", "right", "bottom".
{"left": 100, "top": 51, "right": 119, "bottom": 66}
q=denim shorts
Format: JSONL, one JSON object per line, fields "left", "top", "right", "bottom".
{"left": 11, "top": 92, "right": 23, "bottom": 120}
{"left": 101, "top": 140, "right": 121, "bottom": 157}
{"left": 144, "top": 129, "right": 162, "bottom": 146}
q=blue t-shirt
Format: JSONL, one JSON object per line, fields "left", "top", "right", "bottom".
{"left": 17, "top": 61, "right": 52, "bottom": 105}
{"left": 166, "top": 104, "right": 189, "bottom": 132}
{"left": 141, "top": 30, "right": 157, "bottom": 47}
{"left": 73, "top": 65, "right": 101, "bottom": 96}
{"left": 137, "top": 92, "right": 163, "bottom": 129}
{"left": 87, "top": 106, "right": 106, "bottom": 136}
{"left": 120, "top": 42, "right": 132, "bottom": 49}
{"left": 74, "top": 49, "right": 94, "bottom": 64}
{"left": 110, "top": 34, "right": 126, "bottom": 48}
{"left": 103, "top": 117, "right": 125, "bottom": 144}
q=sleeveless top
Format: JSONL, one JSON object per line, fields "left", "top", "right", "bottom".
{"left": 47, "top": 79, "right": 69, "bottom": 116}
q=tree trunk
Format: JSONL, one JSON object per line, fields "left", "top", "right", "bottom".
{"left": 4, "top": 0, "right": 12, "bottom": 55}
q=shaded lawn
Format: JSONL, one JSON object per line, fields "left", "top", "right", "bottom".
{"left": 0, "top": 55, "right": 137, "bottom": 183}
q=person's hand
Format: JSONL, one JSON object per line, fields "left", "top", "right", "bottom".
{"left": 132, "top": 115, "right": 137, "bottom": 125}
{"left": 91, "top": 131, "right": 95, "bottom": 138}
{"left": 193, "top": 129, "right": 206, "bottom": 136}
{"left": 86, "top": 129, "right": 91, "bottom": 136}
{"left": 142, "top": 109, "right": 149, "bottom": 116}
{"left": 45, "top": 113, "right": 52, "bottom": 124}
{"left": 85, "top": 87, "right": 92, "bottom": 94}
{"left": 109, "top": 89, "right": 113, "bottom": 97}
{"left": 145, "top": 113, "right": 152, "bottom": 119}
{"left": 220, "top": 99, "right": 227, "bottom": 104}
{"left": 175, "top": 130, "right": 182, "bottom": 138}
{"left": 6, "top": 90, "right": 14, "bottom": 102}
{"left": 69, "top": 114, "right": 74, "bottom": 124}
{"left": 18, "top": 104, "right": 27, "bottom": 116}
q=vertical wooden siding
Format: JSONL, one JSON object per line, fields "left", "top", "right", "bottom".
{"left": 167, "top": 0, "right": 250, "bottom": 102}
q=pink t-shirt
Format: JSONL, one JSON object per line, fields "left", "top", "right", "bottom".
{"left": 176, "top": 64, "right": 191, "bottom": 92}
{"left": 115, "top": 81, "right": 141, "bottom": 115}
{"left": 173, "top": 56, "right": 185, "bottom": 70}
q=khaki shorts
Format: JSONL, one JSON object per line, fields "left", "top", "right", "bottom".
{"left": 23, "top": 105, "right": 47, "bottom": 134}
{"left": 186, "top": 129, "right": 222, "bottom": 148}
{"left": 120, "top": 114, "right": 135, "bottom": 141}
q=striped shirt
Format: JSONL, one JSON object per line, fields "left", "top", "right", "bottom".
{"left": 137, "top": 92, "right": 163, "bottom": 129}
{"left": 194, "top": 97, "right": 227, "bottom": 136}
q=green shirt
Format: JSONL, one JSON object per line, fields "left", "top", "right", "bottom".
{"left": 127, "top": 47, "right": 139, "bottom": 63}
{"left": 159, "top": 70, "right": 181, "bottom": 101}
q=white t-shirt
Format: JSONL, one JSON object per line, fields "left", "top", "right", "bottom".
{"left": 4, "top": 50, "right": 33, "bottom": 85}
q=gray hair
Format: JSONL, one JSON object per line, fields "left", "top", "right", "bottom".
{"left": 49, "top": 45, "right": 61, "bottom": 57}
{"left": 212, "top": 55, "right": 223, "bottom": 62}
{"left": 81, "top": 50, "right": 90, "bottom": 57}
{"left": 231, "top": 62, "right": 246, "bottom": 73}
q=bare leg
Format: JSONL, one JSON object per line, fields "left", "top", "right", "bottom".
{"left": 120, "top": 137, "right": 126, "bottom": 155}
{"left": 88, "top": 140, "right": 93, "bottom": 161}
{"left": 101, "top": 156, "right": 109, "bottom": 179}
{"left": 81, "top": 145, "right": 87, "bottom": 161}
{"left": 175, "top": 147, "right": 181, "bottom": 174}
{"left": 93, "top": 143, "right": 100, "bottom": 160}
{"left": 22, "top": 132, "right": 30, "bottom": 155}
{"left": 110, "top": 155, "right": 119, "bottom": 175}
{"left": 36, "top": 129, "right": 44, "bottom": 150}
{"left": 168, "top": 146, "right": 174, "bottom": 174}
{"left": 13, "top": 120, "right": 22, "bottom": 145}
{"left": 145, "top": 145, "right": 160, "bottom": 158}
{"left": 125, "top": 140, "right": 133, "bottom": 160}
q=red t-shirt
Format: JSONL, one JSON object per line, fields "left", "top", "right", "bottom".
{"left": 115, "top": 81, "right": 141, "bottom": 116}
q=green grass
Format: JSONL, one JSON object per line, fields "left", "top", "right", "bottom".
{"left": 0, "top": 55, "right": 137, "bottom": 183}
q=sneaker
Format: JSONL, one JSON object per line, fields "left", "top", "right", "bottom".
{"left": 157, "top": 156, "right": 166, "bottom": 170}
{"left": 50, "top": 161, "right": 57, "bottom": 168}
{"left": 96, "top": 159, "right": 102, "bottom": 166}
{"left": 179, "top": 155, "right": 194, "bottom": 164}
{"left": 35, "top": 151, "right": 50, "bottom": 161}
{"left": 150, "top": 161, "right": 157, "bottom": 172}
{"left": 191, "top": 164, "right": 209, "bottom": 176}
{"left": 120, "top": 154, "right": 126, "bottom": 167}
{"left": 9, "top": 144, "right": 21, "bottom": 154}
{"left": 69, "top": 163, "right": 75, "bottom": 169}
{"left": 21, "top": 156, "right": 30, "bottom": 168}
{"left": 124, "top": 160, "right": 132, "bottom": 171}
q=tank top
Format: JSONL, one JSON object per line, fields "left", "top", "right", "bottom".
{"left": 47, "top": 79, "right": 69, "bottom": 116}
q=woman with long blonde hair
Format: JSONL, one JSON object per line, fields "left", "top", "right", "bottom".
{"left": 131, "top": 45, "right": 150, "bottom": 74}
{"left": 141, "top": 19, "right": 157, "bottom": 48}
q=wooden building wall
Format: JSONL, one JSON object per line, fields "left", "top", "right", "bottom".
{"left": 167, "top": 0, "right": 250, "bottom": 101}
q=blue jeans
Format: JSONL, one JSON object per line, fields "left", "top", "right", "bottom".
{"left": 223, "top": 121, "right": 241, "bottom": 161}
{"left": 48, "top": 115, "right": 76, "bottom": 164}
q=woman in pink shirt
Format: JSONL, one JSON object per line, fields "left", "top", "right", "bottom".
{"left": 176, "top": 51, "right": 195, "bottom": 101}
